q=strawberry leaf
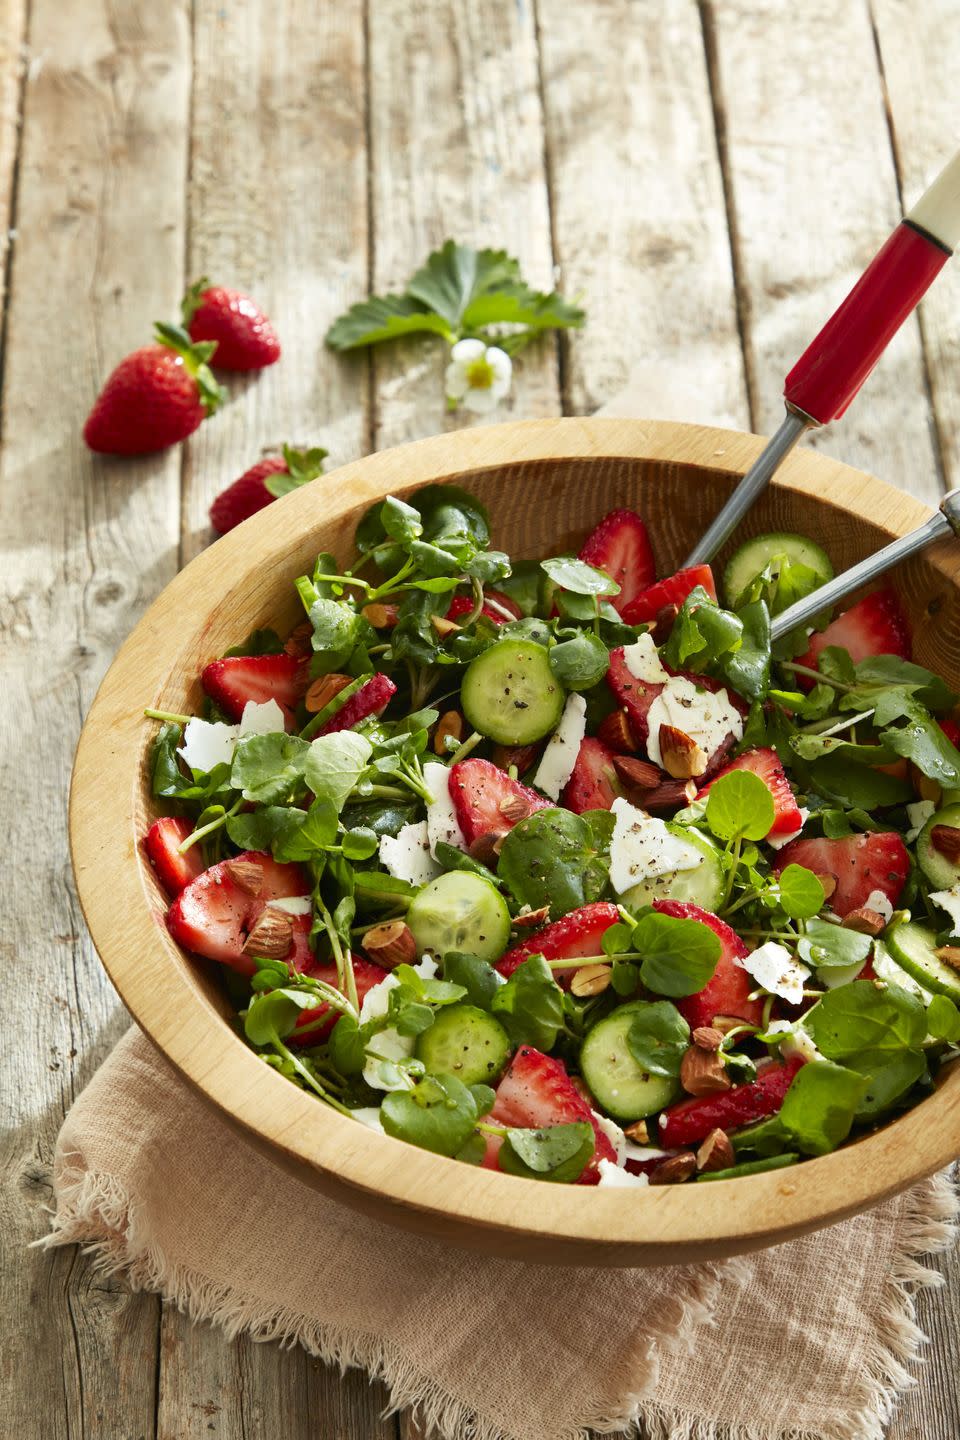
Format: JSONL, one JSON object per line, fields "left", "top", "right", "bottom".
{"left": 325, "top": 294, "right": 455, "bottom": 350}
{"left": 180, "top": 275, "right": 211, "bottom": 326}
{"left": 264, "top": 445, "right": 329, "bottom": 499}
{"left": 154, "top": 321, "right": 224, "bottom": 416}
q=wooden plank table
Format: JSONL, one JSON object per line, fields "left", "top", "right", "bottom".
{"left": 1, "top": 2, "right": 956, "bottom": 1435}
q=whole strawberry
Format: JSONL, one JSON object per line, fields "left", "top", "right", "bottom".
{"left": 210, "top": 444, "right": 328, "bottom": 534}
{"left": 83, "top": 323, "right": 223, "bottom": 455}
{"left": 183, "top": 277, "right": 281, "bottom": 371}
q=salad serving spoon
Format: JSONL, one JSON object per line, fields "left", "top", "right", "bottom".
{"left": 686, "top": 147, "right": 960, "bottom": 568}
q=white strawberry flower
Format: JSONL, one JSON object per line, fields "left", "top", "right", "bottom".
{"left": 444, "top": 338, "right": 512, "bottom": 414}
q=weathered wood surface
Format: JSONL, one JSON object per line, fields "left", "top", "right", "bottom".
{"left": 1, "top": 0, "right": 956, "bottom": 1436}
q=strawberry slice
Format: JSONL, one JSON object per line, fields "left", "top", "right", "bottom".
{"left": 578, "top": 509, "right": 656, "bottom": 616}
{"left": 796, "top": 587, "right": 910, "bottom": 681}
{"left": 483, "top": 1045, "right": 617, "bottom": 1183}
{"left": 696, "top": 746, "right": 802, "bottom": 839}
{"left": 605, "top": 647, "right": 665, "bottom": 743}
{"left": 142, "top": 816, "right": 206, "bottom": 897}
{"left": 940, "top": 717, "right": 960, "bottom": 748}
{"left": 621, "top": 564, "right": 717, "bottom": 626}
{"left": 446, "top": 589, "right": 523, "bottom": 625}
{"left": 290, "top": 955, "right": 389, "bottom": 1046}
{"left": 658, "top": 1054, "right": 805, "bottom": 1147}
{"left": 201, "top": 653, "right": 307, "bottom": 725}
{"left": 448, "top": 758, "right": 551, "bottom": 846}
{"left": 561, "top": 737, "right": 622, "bottom": 813}
{"left": 654, "top": 900, "right": 766, "bottom": 1030}
{"left": 497, "top": 901, "right": 621, "bottom": 986}
{"left": 772, "top": 832, "right": 909, "bottom": 918}
{"left": 166, "top": 850, "right": 313, "bottom": 976}
{"left": 318, "top": 672, "right": 397, "bottom": 734}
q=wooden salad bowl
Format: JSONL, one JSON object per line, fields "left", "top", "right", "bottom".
{"left": 70, "top": 419, "right": 960, "bottom": 1266}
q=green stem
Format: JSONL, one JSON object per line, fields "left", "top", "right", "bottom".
{"left": 718, "top": 835, "right": 743, "bottom": 912}
{"left": 461, "top": 577, "right": 485, "bottom": 628}
{"left": 311, "top": 573, "right": 373, "bottom": 594}
{"left": 780, "top": 661, "right": 855, "bottom": 694}
{"left": 144, "top": 707, "right": 192, "bottom": 726}
{"left": 802, "top": 708, "right": 875, "bottom": 738}
{"left": 272, "top": 1039, "right": 353, "bottom": 1116}
{"left": 445, "top": 730, "right": 484, "bottom": 766}
{"left": 477, "top": 1121, "right": 509, "bottom": 1138}
{"left": 178, "top": 798, "right": 243, "bottom": 853}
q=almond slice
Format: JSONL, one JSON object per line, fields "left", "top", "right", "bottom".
{"left": 511, "top": 905, "right": 551, "bottom": 930}
{"left": 696, "top": 1127, "right": 735, "bottom": 1173}
{"left": 934, "top": 944, "right": 960, "bottom": 973}
{"left": 649, "top": 1152, "right": 697, "bottom": 1185}
{"left": 224, "top": 859, "right": 264, "bottom": 896}
{"left": 814, "top": 872, "right": 837, "bottom": 901}
{"left": 692, "top": 1025, "right": 724, "bottom": 1052}
{"left": 612, "top": 755, "right": 662, "bottom": 790}
{"left": 242, "top": 908, "right": 294, "bottom": 959}
{"left": 363, "top": 919, "right": 417, "bottom": 967}
{"left": 430, "top": 614, "right": 461, "bottom": 638}
{"left": 433, "top": 709, "right": 464, "bottom": 756}
{"left": 305, "top": 672, "right": 352, "bottom": 713}
{"left": 680, "top": 1044, "right": 732, "bottom": 1097}
{"left": 658, "top": 724, "right": 708, "bottom": 780}
{"left": 930, "top": 824, "right": 960, "bottom": 863}
{"left": 570, "top": 963, "right": 611, "bottom": 998}
{"left": 361, "top": 602, "right": 399, "bottom": 629}
{"left": 841, "top": 907, "right": 887, "bottom": 937}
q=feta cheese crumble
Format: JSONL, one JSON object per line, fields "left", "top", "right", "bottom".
{"left": 423, "top": 761, "right": 466, "bottom": 858}
{"left": 622, "top": 632, "right": 670, "bottom": 685}
{"left": 266, "top": 895, "right": 313, "bottom": 916}
{"left": 533, "top": 692, "right": 587, "bottom": 800}
{"left": 905, "top": 800, "right": 936, "bottom": 842}
{"left": 765, "top": 1019, "right": 825, "bottom": 1063}
{"left": 378, "top": 821, "right": 442, "bottom": 887}
{"left": 736, "top": 940, "right": 810, "bottom": 1005}
{"left": 597, "top": 1159, "right": 649, "bottom": 1188}
{"left": 591, "top": 1109, "right": 626, "bottom": 1165}
{"left": 178, "top": 699, "right": 286, "bottom": 774}
{"left": 930, "top": 882, "right": 960, "bottom": 937}
{"left": 645, "top": 677, "right": 743, "bottom": 770}
{"left": 608, "top": 798, "right": 703, "bottom": 894}
{"left": 360, "top": 957, "right": 438, "bottom": 1091}
{"left": 864, "top": 889, "right": 894, "bottom": 924}
{"left": 766, "top": 807, "right": 810, "bottom": 850}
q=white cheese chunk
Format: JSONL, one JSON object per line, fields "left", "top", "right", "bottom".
{"left": 360, "top": 956, "right": 438, "bottom": 1091}
{"left": 378, "top": 821, "right": 442, "bottom": 887}
{"left": 622, "top": 632, "right": 670, "bottom": 685}
{"left": 736, "top": 940, "right": 810, "bottom": 1005}
{"left": 178, "top": 717, "right": 239, "bottom": 774}
{"left": 930, "top": 882, "right": 960, "bottom": 937}
{"left": 864, "top": 889, "right": 894, "bottom": 924}
{"left": 766, "top": 807, "right": 810, "bottom": 850}
{"left": 350, "top": 1107, "right": 385, "bottom": 1134}
{"left": 238, "top": 698, "right": 287, "bottom": 736}
{"left": 266, "top": 895, "right": 313, "bottom": 916}
{"left": 591, "top": 1110, "right": 626, "bottom": 1166}
{"left": 646, "top": 677, "right": 743, "bottom": 770}
{"left": 623, "top": 1141, "right": 676, "bottom": 1163}
{"left": 533, "top": 692, "right": 587, "bottom": 800}
{"left": 423, "top": 761, "right": 466, "bottom": 858}
{"left": 608, "top": 798, "right": 703, "bottom": 894}
{"left": 905, "top": 800, "right": 936, "bottom": 842}
{"left": 765, "top": 1019, "right": 825, "bottom": 1063}
{"left": 597, "top": 1158, "right": 649, "bottom": 1188}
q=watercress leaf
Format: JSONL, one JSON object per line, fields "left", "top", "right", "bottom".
{"left": 223, "top": 627, "right": 284, "bottom": 657}
{"left": 851, "top": 1049, "right": 927, "bottom": 1119}
{"left": 777, "top": 864, "right": 826, "bottom": 920}
{"left": 308, "top": 595, "right": 361, "bottom": 673}
{"left": 442, "top": 952, "right": 501, "bottom": 1009}
{"left": 342, "top": 826, "right": 380, "bottom": 861}
{"left": 540, "top": 556, "right": 620, "bottom": 598}
{"left": 227, "top": 805, "right": 306, "bottom": 856}
{"left": 498, "top": 809, "right": 603, "bottom": 917}
{"left": 778, "top": 1060, "right": 869, "bottom": 1155}
{"left": 705, "top": 769, "right": 775, "bottom": 842}
{"left": 380, "top": 1072, "right": 480, "bottom": 1157}
{"left": 417, "top": 483, "right": 490, "bottom": 554}
{"left": 498, "top": 1122, "right": 595, "bottom": 1183}
{"left": 855, "top": 655, "right": 956, "bottom": 712}
{"left": 469, "top": 1083, "right": 496, "bottom": 1118}
{"left": 721, "top": 599, "right": 771, "bottom": 701}
{"left": 304, "top": 731, "right": 373, "bottom": 811}
{"left": 927, "top": 993, "right": 960, "bottom": 1043}
{"left": 818, "top": 646, "right": 857, "bottom": 687}
{"left": 806, "top": 979, "right": 928, "bottom": 1059}
{"left": 352, "top": 870, "right": 418, "bottom": 906}
{"left": 391, "top": 999, "right": 436, "bottom": 1037}
{"left": 611, "top": 960, "right": 640, "bottom": 996}
{"left": 626, "top": 1001, "right": 690, "bottom": 1078}
{"left": 882, "top": 716, "right": 960, "bottom": 787}
{"left": 432, "top": 841, "right": 505, "bottom": 890}
{"left": 325, "top": 292, "right": 454, "bottom": 350}
{"left": 380, "top": 494, "right": 423, "bottom": 544}
{"left": 723, "top": 1051, "right": 758, "bottom": 1084}
{"left": 662, "top": 588, "right": 743, "bottom": 671}
{"left": 454, "top": 1133, "right": 488, "bottom": 1166}
{"left": 731, "top": 1114, "right": 791, "bottom": 1157}
{"left": 391, "top": 963, "right": 467, "bottom": 1007}
{"left": 463, "top": 549, "right": 512, "bottom": 584}
{"left": 244, "top": 988, "right": 316, "bottom": 1047}
{"left": 797, "top": 916, "right": 873, "bottom": 969}
{"left": 632, "top": 912, "right": 721, "bottom": 997}
{"left": 601, "top": 922, "right": 636, "bottom": 957}
{"left": 548, "top": 631, "right": 609, "bottom": 690}
{"left": 230, "top": 732, "right": 309, "bottom": 805}
{"left": 805, "top": 753, "right": 912, "bottom": 809}
{"left": 152, "top": 723, "right": 186, "bottom": 796}
{"left": 330, "top": 1015, "right": 366, "bottom": 1076}
{"left": 491, "top": 955, "right": 565, "bottom": 1051}
{"left": 791, "top": 733, "right": 898, "bottom": 765}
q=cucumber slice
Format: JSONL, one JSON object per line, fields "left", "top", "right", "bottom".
{"left": 415, "top": 1004, "right": 511, "bottom": 1085}
{"left": 579, "top": 1005, "right": 680, "bottom": 1122}
{"left": 872, "top": 939, "right": 931, "bottom": 1004}
{"left": 620, "top": 825, "right": 723, "bottom": 912}
{"left": 406, "top": 871, "right": 512, "bottom": 964}
{"left": 723, "top": 531, "right": 833, "bottom": 608}
{"left": 460, "top": 638, "right": 565, "bottom": 745}
{"left": 886, "top": 918, "right": 960, "bottom": 1003}
{"left": 916, "top": 803, "right": 960, "bottom": 890}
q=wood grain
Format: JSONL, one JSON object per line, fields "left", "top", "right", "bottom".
{"left": 367, "top": 0, "right": 560, "bottom": 451}
{"left": 0, "top": 0, "right": 25, "bottom": 319}
{"left": 536, "top": 0, "right": 749, "bottom": 428}
{"left": 0, "top": 0, "right": 192, "bottom": 1435}
{"left": 706, "top": 0, "right": 943, "bottom": 505}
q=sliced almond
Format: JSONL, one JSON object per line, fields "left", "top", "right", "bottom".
{"left": 623, "top": 1119, "right": 650, "bottom": 1144}
{"left": 680, "top": 1044, "right": 732, "bottom": 1097}
{"left": 305, "top": 672, "right": 352, "bottom": 714}
{"left": 814, "top": 872, "right": 837, "bottom": 901}
{"left": 363, "top": 919, "right": 417, "bottom": 967}
{"left": 242, "top": 908, "right": 294, "bottom": 960}
{"left": 696, "top": 1127, "right": 735, "bottom": 1173}
{"left": 491, "top": 742, "right": 540, "bottom": 774}
{"left": 433, "top": 709, "right": 464, "bottom": 756}
{"left": 649, "top": 1152, "right": 697, "bottom": 1185}
{"left": 570, "top": 963, "right": 612, "bottom": 998}
{"left": 841, "top": 907, "right": 887, "bottom": 937}
{"left": 637, "top": 778, "right": 699, "bottom": 811}
{"left": 658, "top": 724, "right": 708, "bottom": 780}
{"left": 934, "top": 944, "right": 960, "bottom": 974}
{"left": 711, "top": 1014, "right": 744, "bottom": 1035}
{"left": 468, "top": 833, "right": 505, "bottom": 866}
{"left": 692, "top": 1025, "right": 724, "bottom": 1052}
{"left": 930, "top": 824, "right": 960, "bottom": 864}
{"left": 430, "top": 614, "right": 461, "bottom": 638}
{"left": 612, "top": 755, "right": 662, "bottom": 790}
{"left": 498, "top": 793, "right": 533, "bottom": 824}
{"left": 361, "top": 602, "right": 399, "bottom": 629}
{"left": 224, "top": 859, "right": 264, "bottom": 896}
{"left": 283, "top": 620, "right": 313, "bottom": 658}
{"left": 511, "top": 904, "right": 550, "bottom": 930}
{"left": 599, "top": 709, "right": 638, "bottom": 754}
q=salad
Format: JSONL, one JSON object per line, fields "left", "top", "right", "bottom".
{"left": 142, "top": 486, "right": 960, "bottom": 1189}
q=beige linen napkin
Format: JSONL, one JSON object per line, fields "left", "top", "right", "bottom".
{"left": 45, "top": 1028, "right": 956, "bottom": 1440}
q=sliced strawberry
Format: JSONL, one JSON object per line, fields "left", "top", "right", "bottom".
{"left": 448, "top": 758, "right": 551, "bottom": 846}
{"left": 658, "top": 1054, "right": 806, "bottom": 1147}
{"left": 653, "top": 900, "right": 766, "bottom": 1030}
{"left": 290, "top": 956, "right": 389, "bottom": 1046}
{"left": 696, "top": 746, "right": 803, "bottom": 839}
{"left": 142, "top": 816, "right": 206, "bottom": 897}
{"left": 483, "top": 1045, "right": 617, "bottom": 1183}
{"left": 578, "top": 509, "right": 656, "bottom": 616}
{"left": 497, "top": 901, "right": 621, "bottom": 986}
{"left": 621, "top": 564, "right": 717, "bottom": 626}
{"left": 797, "top": 588, "right": 910, "bottom": 682}
{"left": 446, "top": 589, "right": 523, "bottom": 625}
{"left": 605, "top": 647, "right": 665, "bottom": 743}
{"left": 166, "top": 850, "right": 313, "bottom": 976}
{"left": 201, "top": 653, "right": 307, "bottom": 725}
{"left": 772, "top": 832, "right": 909, "bottom": 918}
{"left": 561, "top": 737, "right": 622, "bottom": 814}
{"left": 319, "top": 672, "right": 397, "bottom": 734}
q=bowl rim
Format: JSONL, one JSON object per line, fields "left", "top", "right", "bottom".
{"left": 69, "top": 417, "right": 960, "bottom": 1263}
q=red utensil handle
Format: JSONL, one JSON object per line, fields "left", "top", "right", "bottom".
{"left": 784, "top": 148, "right": 960, "bottom": 425}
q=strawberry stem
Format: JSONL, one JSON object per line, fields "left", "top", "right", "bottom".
{"left": 180, "top": 276, "right": 210, "bottom": 327}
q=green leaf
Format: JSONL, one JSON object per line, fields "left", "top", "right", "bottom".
{"left": 244, "top": 988, "right": 317, "bottom": 1047}
{"left": 330, "top": 1015, "right": 366, "bottom": 1076}
{"left": 353, "top": 870, "right": 419, "bottom": 906}
{"left": 223, "top": 627, "right": 285, "bottom": 657}
{"left": 341, "top": 826, "right": 379, "bottom": 861}
{"left": 540, "top": 556, "right": 620, "bottom": 597}
{"left": 850, "top": 1049, "right": 927, "bottom": 1119}
{"left": 798, "top": 916, "right": 873, "bottom": 970}
{"left": 854, "top": 655, "right": 956, "bottom": 712}
{"left": 407, "top": 241, "right": 522, "bottom": 328}
{"left": 308, "top": 596, "right": 361, "bottom": 673}
{"left": 227, "top": 805, "right": 311, "bottom": 857}
{"left": 497, "top": 1122, "right": 595, "bottom": 1183}
{"left": 806, "top": 754, "right": 913, "bottom": 809}
{"left": 461, "top": 287, "right": 585, "bottom": 345}
{"left": 662, "top": 587, "right": 742, "bottom": 667}
{"left": 325, "top": 293, "right": 454, "bottom": 350}
{"left": 882, "top": 715, "right": 960, "bottom": 788}
{"left": 380, "top": 1073, "right": 482, "bottom": 1157}
{"left": 632, "top": 911, "right": 721, "bottom": 997}
{"left": 806, "top": 979, "right": 928, "bottom": 1060}
{"left": 777, "top": 1060, "right": 870, "bottom": 1155}
{"left": 391, "top": 963, "right": 467, "bottom": 1008}
{"left": 264, "top": 446, "right": 328, "bottom": 499}
{"left": 626, "top": 1001, "right": 691, "bottom": 1078}
{"left": 723, "top": 600, "right": 772, "bottom": 701}
{"left": 548, "top": 631, "right": 609, "bottom": 690}
{"left": 491, "top": 955, "right": 565, "bottom": 1051}
{"left": 230, "top": 732, "right": 309, "bottom": 805}
{"left": 927, "top": 993, "right": 960, "bottom": 1043}
{"left": 442, "top": 952, "right": 501, "bottom": 1010}
{"left": 705, "top": 769, "right": 776, "bottom": 842}
{"left": 304, "top": 731, "right": 373, "bottom": 812}
{"left": 497, "top": 808, "right": 610, "bottom": 918}
{"left": 378, "top": 495, "right": 423, "bottom": 545}
{"left": 776, "top": 864, "right": 826, "bottom": 920}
